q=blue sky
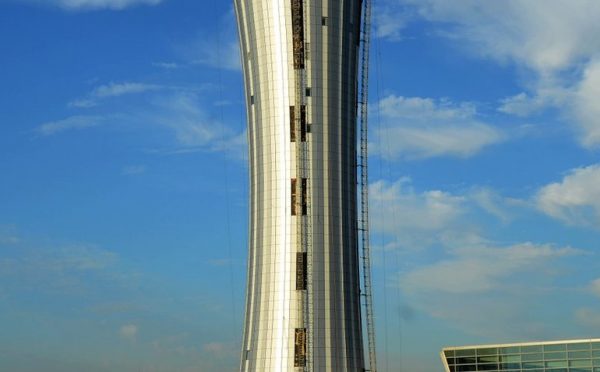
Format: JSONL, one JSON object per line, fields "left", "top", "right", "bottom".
{"left": 1, "top": 0, "right": 600, "bottom": 371}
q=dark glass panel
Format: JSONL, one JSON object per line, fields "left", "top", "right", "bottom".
{"left": 500, "top": 354, "right": 521, "bottom": 363}
{"left": 545, "top": 360, "right": 568, "bottom": 368}
{"left": 522, "top": 361, "right": 544, "bottom": 368}
{"left": 500, "top": 362, "right": 521, "bottom": 369}
{"left": 499, "top": 346, "right": 520, "bottom": 354}
{"left": 522, "top": 353, "right": 543, "bottom": 361}
{"left": 477, "top": 348, "right": 498, "bottom": 356}
{"left": 290, "top": 106, "right": 296, "bottom": 142}
{"left": 454, "top": 364, "right": 477, "bottom": 372}
{"left": 570, "top": 351, "right": 592, "bottom": 359}
{"left": 456, "top": 349, "right": 476, "bottom": 357}
{"left": 569, "top": 359, "right": 592, "bottom": 367}
{"left": 476, "top": 363, "right": 499, "bottom": 370}
{"left": 522, "top": 345, "right": 543, "bottom": 353}
{"left": 544, "top": 351, "right": 566, "bottom": 360}
{"left": 456, "top": 357, "right": 477, "bottom": 364}
{"left": 544, "top": 344, "right": 567, "bottom": 352}
{"left": 569, "top": 342, "right": 592, "bottom": 351}
{"left": 478, "top": 356, "right": 499, "bottom": 363}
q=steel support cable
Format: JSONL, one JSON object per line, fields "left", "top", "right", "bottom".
{"left": 371, "top": 3, "right": 391, "bottom": 370}
{"left": 358, "top": 0, "right": 377, "bottom": 371}
{"left": 213, "top": 0, "right": 238, "bottom": 344}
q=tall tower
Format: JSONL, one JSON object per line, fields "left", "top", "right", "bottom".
{"left": 235, "top": 1, "right": 365, "bottom": 371}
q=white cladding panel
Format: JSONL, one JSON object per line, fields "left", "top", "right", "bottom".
{"left": 235, "top": 1, "right": 364, "bottom": 371}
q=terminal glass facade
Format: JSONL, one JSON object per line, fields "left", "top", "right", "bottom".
{"left": 442, "top": 339, "right": 600, "bottom": 372}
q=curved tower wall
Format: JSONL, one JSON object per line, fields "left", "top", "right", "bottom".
{"left": 235, "top": 1, "right": 364, "bottom": 370}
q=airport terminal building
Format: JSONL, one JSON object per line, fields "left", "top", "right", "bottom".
{"left": 442, "top": 338, "right": 600, "bottom": 372}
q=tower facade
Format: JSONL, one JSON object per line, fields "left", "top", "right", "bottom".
{"left": 235, "top": 1, "right": 364, "bottom": 370}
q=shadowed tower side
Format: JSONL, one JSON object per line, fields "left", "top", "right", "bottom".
{"left": 234, "top": 0, "right": 365, "bottom": 370}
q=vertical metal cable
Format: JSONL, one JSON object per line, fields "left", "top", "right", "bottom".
{"left": 358, "top": 0, "right": 377, "bottom": 370}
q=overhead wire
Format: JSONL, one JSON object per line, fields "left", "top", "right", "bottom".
{"left": 369, "top": 1, "right": 392, "bottom": 370}
{"left": 212, "top": 0, "right": 238, "bottom": 344}
{"left": 373, "top": 2, "right": 404, "bottom": 369}
{"left": 358, "top": 0, "right": 378, "bottom": 370}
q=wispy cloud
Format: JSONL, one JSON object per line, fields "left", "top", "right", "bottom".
{"left": 119, "top": 324, "right": 139, "bottom": 341}
{"left": 0, "top": 225, "right": 20, "bottom": 245}
{"left": 19, "top": 0, "right": 163, "bottom": 11}
{"left": 34, "top": 115, "right": 104, "bottom": 136}
{"left": 393, "top": 0, "right": 600, "bottom": 148}
{"left": 0, "top": 243, "right": 125, "bottom": 295}
{"left": 185, "top": 40, "right": 240, "bottom": 72}
{"left": 572, "top": 60, "right": 600, "bottom": 147}
{"left": 42, "top": 82, "right": 245, "bottom": 158}
{"left": 121, "top": 165, "right": 147, "bottom": 175}
{"left": 152, "top": 62, "right": 180, "bottom": 70}
{"left": 589, "top": 278, "right": 600, "bottom": 298}
{"left": 176, "top": 9, "right": 241, "bottom": 72}
{"left": 372, "top": 95, "right": 504, "bottom": 160}
{"left": 374, "top": 2, "right": 410, "bottom": 40}
{"left": 145, "top": 92, "right": 246, "bottom": 158}
{"left": 536, "top": 164, "right": 600, "bottom": 227}
{"left": 69, "top": 82, "right": 160, "bottom": 108}
{"left": 575, "top": 308, "right": 600, "bottom": 328}
{"left": 370, "top": 178, "right": 466, "bottom": 249}
{"left": 401, "top": 242, "right": 580, "bottom": 295}
{"left": 399, "top": 238, "right": 583, "bottom": 338}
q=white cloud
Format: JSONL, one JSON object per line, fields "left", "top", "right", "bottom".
{"left": 395, "top": 0, "right": 600, "bottom": 147}
{"left": 43, "top": 87, "right": 245, "bottom": 158}
{"left": 374, "top": 3, "right": 410, "bottom": 40}
{"left": 152, "top": 93, "right": 224, "bottom": 148}
{"left": 140, "top": 92, "right": 246, "bottom": 158}
{"left": 178, "top": 9, "right": 241, "bottom": 71}
{"left": 399, "top": 239, "right": 582, "bottom": 338}
{"left": 536, "top": 164, "right": 600, "bottom": 227}
{"left": 34, "top": 115, "right": 103, "bottom": 136}
{"left": 575, "top": 308, "right": 600, "bottom": 328}
{"left": 203, "top": 342, "right": 225, "bottom": 354}
{"left": 401, "top": 242, "right": 579, "bottom": 295}
{"left": 202, "top": 341, "right": 236, "bottom": 359}
{"left": 589, "top": 278, "right": 600, "bottom": 298}
{"left": 499, "top": 92, "right": 554, "bottom": 118}
{"left": 189, "top": 41, "right": 241, "bottom": 71}
{"left": 0, "top": 243, "right": 124, "bottom": 296}
{"left": 371, "top": 178, "right": 465, "bottom": 233}
{"left": 69, "top": 82, "right": 159, "bottom": 108}
{"left": 373, "top": 95, "right": 503, "bottom": 160}
{"left": 0, "top": 225, "right": 20, "bottom": 245}
{"left": 121, "top": 165, "right": 147, "bottom": 175}
{"left": 369, "top": 178, "right": 467, "bottom": 250}
{"left": 399, "top": 0, "right": 600, "bottom": 72}
{"left": 153, "top": 62, "right": 179, "bottom": 70}
{"left": 470, "top": 188, "right": 514, "bottom": 223}
{"left": 119, "top": 324, "right": 138, "bottom": 340}
{"left": 31, "top": 0, "right": 162, "bottom": 11}
{"left": 93, "top": 82, "right": 159, "bottom": 98}
{"left": 572, "top": 60, "right": 600, "bottom": 147}
{"left": 368, "top": 178, "right": 526, "bottom": 251}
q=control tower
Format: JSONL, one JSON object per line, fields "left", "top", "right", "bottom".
{"left": 234, "top": 1, "right": 366, "bottom": 370}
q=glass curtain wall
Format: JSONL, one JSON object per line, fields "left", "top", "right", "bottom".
{"left": 442, "top": 339, "right": 600, "bottom": 372}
